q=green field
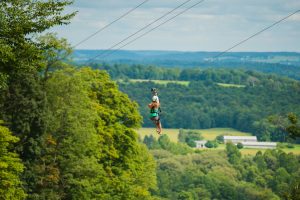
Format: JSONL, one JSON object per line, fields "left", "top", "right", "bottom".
{"left": 207, "top": 144, "right": 300, "bottom": 156}
{"left": 239, "top": 145, "right": 300, "bottom": 156}
{"left": 137, "top": 127, "right": 179, "bottom": 142}
{"left": 137, "top": 127, "right": 251, "bottom": 142}
{"left": 217, "top": 83, "right": 246, "bottom": 88}
{"left": 121, "top": 79, "right": 190, "bottom": 86}
{"left": 137, "top": 128, "right": 300, "bottom": 155}
{"left": 195, "top": 128, "right": 251, "bottom": 140}
{"left": 120, "top": 79, "right": 246, "bottom": 88}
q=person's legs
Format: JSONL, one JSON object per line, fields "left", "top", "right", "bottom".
{"left": 151, "top": 117, "right": 162, "bottom": 134}
{"left": 155, "top": 118, "right": 162, "bottom": 134}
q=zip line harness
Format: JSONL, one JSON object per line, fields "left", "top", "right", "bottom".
{"left": 150, "top": 88, "right": 162, "bottom": 118}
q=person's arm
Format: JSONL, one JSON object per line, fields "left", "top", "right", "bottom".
{"left": 148, "top": 102, "right": 153, "bottom": 108}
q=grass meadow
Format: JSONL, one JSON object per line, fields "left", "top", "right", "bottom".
{"left": 137, "top": 127, "right": 251, "bottom": 142}
{"left": 119, "top": 79, "right": 247, "bottom": 88}
{"left": 124, "top": 79, "right": 190, "bottom": 86}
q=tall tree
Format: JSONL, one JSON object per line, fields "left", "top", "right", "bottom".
{"left": 23, "top": 67, "right": 157, "bottom": 199}
{"left": 286, "top": 113, "right": 300, "bottom": 139}
{"left": 226, "top": 142, "right": 241, "bottom": 165}
{"left": 0, "top": 0, "right": 76, "bottom": 143}
{"left": 79, "top": 68, "right": 156, "bottom": 199}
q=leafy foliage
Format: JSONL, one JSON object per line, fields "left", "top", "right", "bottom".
{"left": 178, "top": 129, "right": 203, "bottom": 147}
{"left": 0, "top": 0, "right": 77, "bottom": 192}
{"left": 0, "top": 1, "right": 158, "bottom": 198}
{"left": 149, "top": 144, "right": 300, "bottom": 200}
{"left": 237, "top": 143, "right": 244, "bottom": 149}
{"left": 143, "top": 134, "right": 193, "bottom": 155}
{"left": 226, "top": 142, "right": 241, "bottom": 165}
{"left": 205, "top": 140, "right": 218, "bottom": 148}
{"left": 21, "top": 67, "right": 157, "bottom": 199}
{"left": 286, "top": 113, "right": 300, "bottom": 139}
{"left": 0, "top": 122, "right": 26, "bottom": 199}
{"left": 151, "top": 148, "right": 290, "bottom": 200}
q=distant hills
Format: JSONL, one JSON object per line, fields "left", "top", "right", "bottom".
{"left": 72, "top": 50, "right": 300, "bottom": 80}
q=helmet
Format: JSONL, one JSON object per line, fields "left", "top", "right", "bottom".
{"left": 151, "top": 88, "right": 157, "bottom": 92}
{"left": 152, "top": 95, "right": 158, "bottom": 102}
{"left": 151, "top": 88, "right": 158, "bottom": 95}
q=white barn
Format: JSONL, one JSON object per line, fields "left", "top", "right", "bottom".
{"left": 223, "top": 136, "right": 257, "bottom": 144}
{"left": 195, "top": 140, "right": 207, "bottom": 149}
{"left": 242, "top": 142, "right": 277, "bottom": 149}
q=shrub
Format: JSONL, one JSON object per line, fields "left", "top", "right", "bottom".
{"left": 216, "top": 135, "right": 224, "bottom": 143}
{"left": 178, "top": 129, "right": 203, "bottom": 147}
{"left": 205, "top": 140, "right": 218, "bottom": 148}
{"left": 286, "top": 143, "right": 295, "bottom": 149}
{"left": 237, "top": 142, "right": 244, "bottom": 149}
{"left": 277, "top": 142, "right": 285, "bottom": 149}
{"left": 205, "top": 141, "right": 214, "bottom": 148}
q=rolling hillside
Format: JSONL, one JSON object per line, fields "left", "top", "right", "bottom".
{"left": 74, "top": 50, "right": 300, "bottom": 80}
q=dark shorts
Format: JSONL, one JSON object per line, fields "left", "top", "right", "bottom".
{"left": 150, "top": 116, "right": 160, "bottom": 122}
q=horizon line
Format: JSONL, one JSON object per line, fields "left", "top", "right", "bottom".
{"left": 73, "top": 49, "right": 300, "bottom": 53}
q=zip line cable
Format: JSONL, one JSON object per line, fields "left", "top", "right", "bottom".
{"left": 214, "top": 9, "right": 300, "bottom": 58}
{"left": 100, "top": 0, "right": 206, "bottom": 59}
{"left": 86, "top": 0, "right": 194, "bottom": 63}
{"left": 73, "top": 0, "right": 150, "bottom": 48}
{"left": 46, "top": 0, "right": 149, "bottom": 69}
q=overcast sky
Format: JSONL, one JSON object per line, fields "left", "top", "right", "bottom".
{"left": 52, "top": 0, "right": 300, "bottom": 52}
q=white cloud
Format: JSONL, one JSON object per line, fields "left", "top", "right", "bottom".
{"left": 52, "top": 0, "right": 300, "bottom": 51}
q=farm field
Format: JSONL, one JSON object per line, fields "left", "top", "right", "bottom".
{"left": 137, "top": 127, "right": 252, "bottom": 142}
{"left": 137, "top": 127, "right": 179, "bottom": 142}
{"left": 195, "top": 128, "right": 251, "bottom": 140}
{"left": 137, "top": 128, "right": 300, "bottom": 155}
{"left": 120, "top": 79, "right": 246, "bottom": 88}
{"left": 121, "top": 79, "right": 190, "bottom": 86}
{"left": 217, "top": 83, "right": 246, "bottom": 88}
{"left": 239, "top": 146, "right": 300, "bottom": 155}
{"left": 202, "top": 144, "right": 300, "bottom": 155}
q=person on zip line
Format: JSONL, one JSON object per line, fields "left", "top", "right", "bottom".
{"left": 148, "top": 88, "right": 162, "bottom": 134}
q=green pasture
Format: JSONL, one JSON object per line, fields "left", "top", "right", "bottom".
{"left": 239, "top": 145, "right": 300, "bottom": 156}
{"left": 195, "top": 128, "right": 251, "bottom": 140}
{"left": 137, "top": 127, "right": 179, "bottom": 142}
{"left": 217, "top": 83, "right": 246, "bottom": 88}
{"left": 122, "top": 79, "right": 190, "bottom": 86}
{"left": 201, "top": 144, "right": 300, "bottom": 156}
{"left": 137, "top": 127, "right": 251, "bottom": 142}
{"left": 122, "top": 79, "right": 246, "bottom": 88}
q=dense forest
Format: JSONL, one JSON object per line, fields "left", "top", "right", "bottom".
{"left": 1, "top": 1, "right": 300, "bottom": 200}
{"left": 98, "top": 64, "right": 300, "bottom": 142}
{"left": 142, "top": 134, "right": 300, "bottom": 200}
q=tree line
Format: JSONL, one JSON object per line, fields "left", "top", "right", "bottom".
{"left": 90, "top": 62, "right": 300, "bottom": 81}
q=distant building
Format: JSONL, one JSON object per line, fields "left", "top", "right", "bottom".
{"left": 242, "top": 142, "right": 277, "bottom": 149}
{"left": 223, "top": 136, "right": 257, "bottom": 144}
{"left": 195, "top": 140, "right": 207, "bottom": 149}
{"left": 224, "top": 136, "right": 277, "bottom": 149}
